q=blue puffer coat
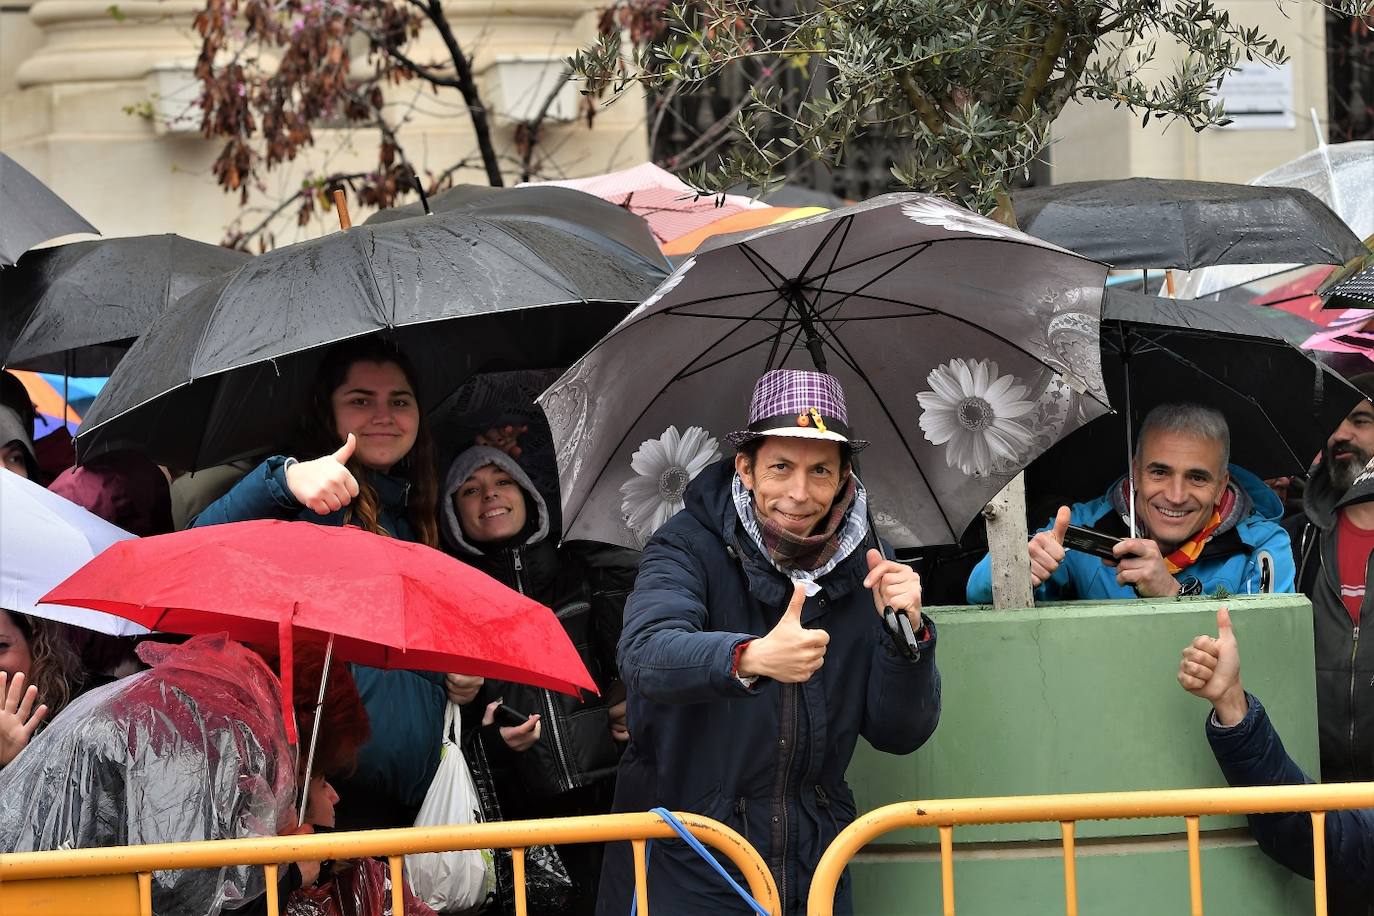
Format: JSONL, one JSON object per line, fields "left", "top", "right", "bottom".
{"left": 1207, "top": 693, "right": 1374, "bottom": 907}
{"left": 597, "top": 460, "right": 941, "bottom": 916}
{"left": 191, "top": 456, "right": 446, "bottom": 828}
{"left": 967, "top": 465, "right": 1294, "bottom": 604}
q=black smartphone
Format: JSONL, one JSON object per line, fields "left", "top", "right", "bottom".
{"left": 493, "top": 703, "right": 531, "bottom": 727}
{"left": 1062, "top": 524, "right": 1122, "bottom": 561}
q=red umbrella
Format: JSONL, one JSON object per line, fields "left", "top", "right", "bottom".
{"left": 42, "top": 519, "right": 598, "bottom": 736}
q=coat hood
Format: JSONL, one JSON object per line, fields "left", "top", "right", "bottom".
{"left": 441, "top": 445, "right": 550, "bottom": 555}
{"left": 49, "top": 450, "right": 173, "bottom": 537}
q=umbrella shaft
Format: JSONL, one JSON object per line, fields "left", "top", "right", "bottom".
{"left": 298, "top": 633, "right": 336, "bottom": 828}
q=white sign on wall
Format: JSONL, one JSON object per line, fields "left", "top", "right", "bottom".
{"left": 1214, "top": 62, "right": 1296, "bottom": 130}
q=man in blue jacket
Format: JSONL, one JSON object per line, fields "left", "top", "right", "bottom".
{"left": 1179, "top": 606, "right": 1374, "bottom": 912}
{"left": 968, "top": 403, "right": 1293, "bottom": 604}
{"left": 598, "top": 369, "right": 941, "bottom": 916}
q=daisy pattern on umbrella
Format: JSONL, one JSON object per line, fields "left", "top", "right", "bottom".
{"left": 620, "top": 424, "right": 720, "bottom": 546}
{"left": 918, "top": 358, "right": 1037, "bottom": 478}
{"left": 900, "top": 198, "right": 1023, "bottom": 240}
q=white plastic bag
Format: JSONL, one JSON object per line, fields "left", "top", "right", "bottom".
{"left": 406, "top": 702, "right": 494, "bottom": 912}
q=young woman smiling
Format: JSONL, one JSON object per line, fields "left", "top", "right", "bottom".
{"left": 192, "top": 335, "right": 447, "bottom": 830}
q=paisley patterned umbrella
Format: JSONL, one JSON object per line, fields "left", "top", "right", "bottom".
{"left": 539, "top": 193, "right": 1112, "bottom": 550}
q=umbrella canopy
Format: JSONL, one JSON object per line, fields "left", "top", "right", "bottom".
{"left": 523, "top": 163, "right": 770, "bottom": 247}
{"left": 0, "top": 154, "right": 98, "bottom": 267}
{"left": 42, "top": 519, "right": 598, "bottom": 743}
{"left": 1, "top": 234, "right": 250, "bottom": 375}
{"left": 42, "top": 519, "right": 594, "bottom": 690}
{"left": 8, "top": 368, "right": 89, "bottom": 436}
{"left": 1013, "top": 177, "right": 1366, "bottom": 269}
{"left": 76, "top": 209, "right": 663, "bottom": 470}
{"left": 1027, "top": 290, "right": 1363, "bottom": 504}
{"left": 660, "top": 206, "right": 828, "bottom": 256}
{"left": 0, "top": 470, "right": 147, "bottom": 636}
{"left": 1179, "top": 140, "right": 1374, "bottom": 300}
{"left": 539, "top": 193, "right": 1112, "bottom": 550}
{"left": 364, "top": 184, "right": 669, "bottom": 270}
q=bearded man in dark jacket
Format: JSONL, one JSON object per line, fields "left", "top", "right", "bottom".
{"left": 598, "top": 370, "right": 942, "bottom": 916}
{"left": 1289, "top": 379, "right": 1374, "bottom": 786}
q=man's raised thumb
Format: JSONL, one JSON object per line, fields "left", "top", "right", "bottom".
{"left": 332, "top": 433, "right": 356, "bottom": 464}
{"left": 1216, "top": 605, "right": 1233, "bottom": 640}
{"left": 1052, "top": 506, "right": 1071, "bottom": 543}
{"left": 782, "top": 582, "right": 807, "bottom": 625}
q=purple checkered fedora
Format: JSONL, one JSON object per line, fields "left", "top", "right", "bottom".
{"left": 725, "top": 369, "right": 869, "bottom": 450}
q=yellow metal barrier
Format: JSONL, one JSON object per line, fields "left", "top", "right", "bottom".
{"left": 0, "top": 812, "right": 780, "bottom": 916}
{"left": 808, "top": 782, "right": 1374, "bottom": 916}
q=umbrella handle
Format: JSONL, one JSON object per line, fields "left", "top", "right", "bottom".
{"left": 332, "top": 189, "right": 353, "bottom": 230}
{"left": 867, "top": 508, "right": 921, "bottom": 661}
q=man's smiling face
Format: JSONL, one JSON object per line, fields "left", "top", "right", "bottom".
{"left": 735, "top": 437, "right": 846, "bottom": 536}
{"left": 1324, "top": 400, "right": 1374, "bottom": 493}
{"left": 1132, "top": 429, "right": 1229, "bottom": 554}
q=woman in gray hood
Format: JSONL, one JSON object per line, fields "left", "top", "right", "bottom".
{"left": 441, "top": 445, "right": 635, "bottom": 914}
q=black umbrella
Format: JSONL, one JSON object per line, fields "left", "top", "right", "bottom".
{"left": 1014, "top": 178, "right": 1366, "bottom": 269}
{"left": 77, "top": 209, "right": 665, "bottom": 470}
{"left": 1, "top": 234, "right": 250, "bottom": 375}
{"left": 0, "top": 155, "right": 98, "bottom": 267}
{"left": 1027, "top": 289, "right": 1362, "bottom": 511}
{"left": 363, "top": 184, "right": 669, "bottom": 270}
{"left": 539, "top": 193, "right": 1112, "bottom": 551}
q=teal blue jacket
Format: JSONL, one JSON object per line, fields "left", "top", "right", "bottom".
{"left": 191, "top": 456, "right": 445, "bottom": 822}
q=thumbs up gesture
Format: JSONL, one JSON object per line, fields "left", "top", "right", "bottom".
{"left": 1177, "top": 606, "right": 1247, "bottom": 726}
{"left": 736, "top": 583, "right": 831, "bottom": 683}
{"left": 284, "top": 434, "right": 362, "bottom": 516}
{"left": 1028, "top": 506, "right": 1071, "bottom": 586}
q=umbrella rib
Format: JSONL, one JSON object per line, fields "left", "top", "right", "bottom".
{"left": 792, "top": 214, "right": 855, "bottom": 287}
{"left": 806, "top": 290, "right": 1112, "bottom": 409}
{"left": 1114, "top": 325, "right": 1309, "bottom": 469}
{"left": 559, "top": 297, "right": 801, "bottom": 537}
{"left": 661, "top": 310, "right": 936, "bottom": 322}
{"left": 737, "top": 241, "right": 793, "bottom": 289}
{"left": 809, "top": 317, "right": 958, "bottom": 540}
{"left": 675, "top": 298, "right": 800, "bottom": 380}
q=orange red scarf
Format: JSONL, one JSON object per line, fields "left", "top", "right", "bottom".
{"left": 1162, "top": 486, "right": 1237, "bottom": 573}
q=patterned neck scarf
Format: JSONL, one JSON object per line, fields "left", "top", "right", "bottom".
{"left": 1113, "top": 477, "right": 1239, "bottom": 573}
{"left": 732, "top": 473, "right": 868, "bottom": 583}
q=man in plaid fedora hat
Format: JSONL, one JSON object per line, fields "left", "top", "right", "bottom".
{"left": 600, "top": 369, "right": 941, "bottom": 916}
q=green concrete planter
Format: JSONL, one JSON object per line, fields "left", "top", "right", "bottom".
{"left": 845, "top": 594, "right": 1320, "bottom": 913}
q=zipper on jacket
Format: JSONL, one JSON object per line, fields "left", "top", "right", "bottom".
{"left": 1351, "top": 624, "right": 1361, "bottom": 778}
{"left": 506, "top": 544, "right": 574, "bottom": 789}
{"left": 512, "top": 546, "right": 525, "bottom": 594}
{"left": 541, "top": 687, "right": 578, "bottom": 793}
{"left": 779, "top": 683, "right": 799, "bottom": 908}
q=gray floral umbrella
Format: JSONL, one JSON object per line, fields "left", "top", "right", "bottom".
{"left": 539, "top": 193, "right": 1113, "bottom": 550}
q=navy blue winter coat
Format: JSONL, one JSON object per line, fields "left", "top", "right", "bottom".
{"left": 1207, "top": 693, "right": 1374, "bottom": 906}
{"left": 598, "top": 460, "right": 941, "bottom": 916}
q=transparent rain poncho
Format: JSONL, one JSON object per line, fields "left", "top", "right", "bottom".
{"left": 0, "top": 634, "right": 295, "bottom": 915}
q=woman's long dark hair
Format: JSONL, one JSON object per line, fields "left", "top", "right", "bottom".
{"left": 298, "top": 336, "right": 439, "bottom": 548}
{"left": 2, "top": 610, "right": 83, "bottom": 720}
